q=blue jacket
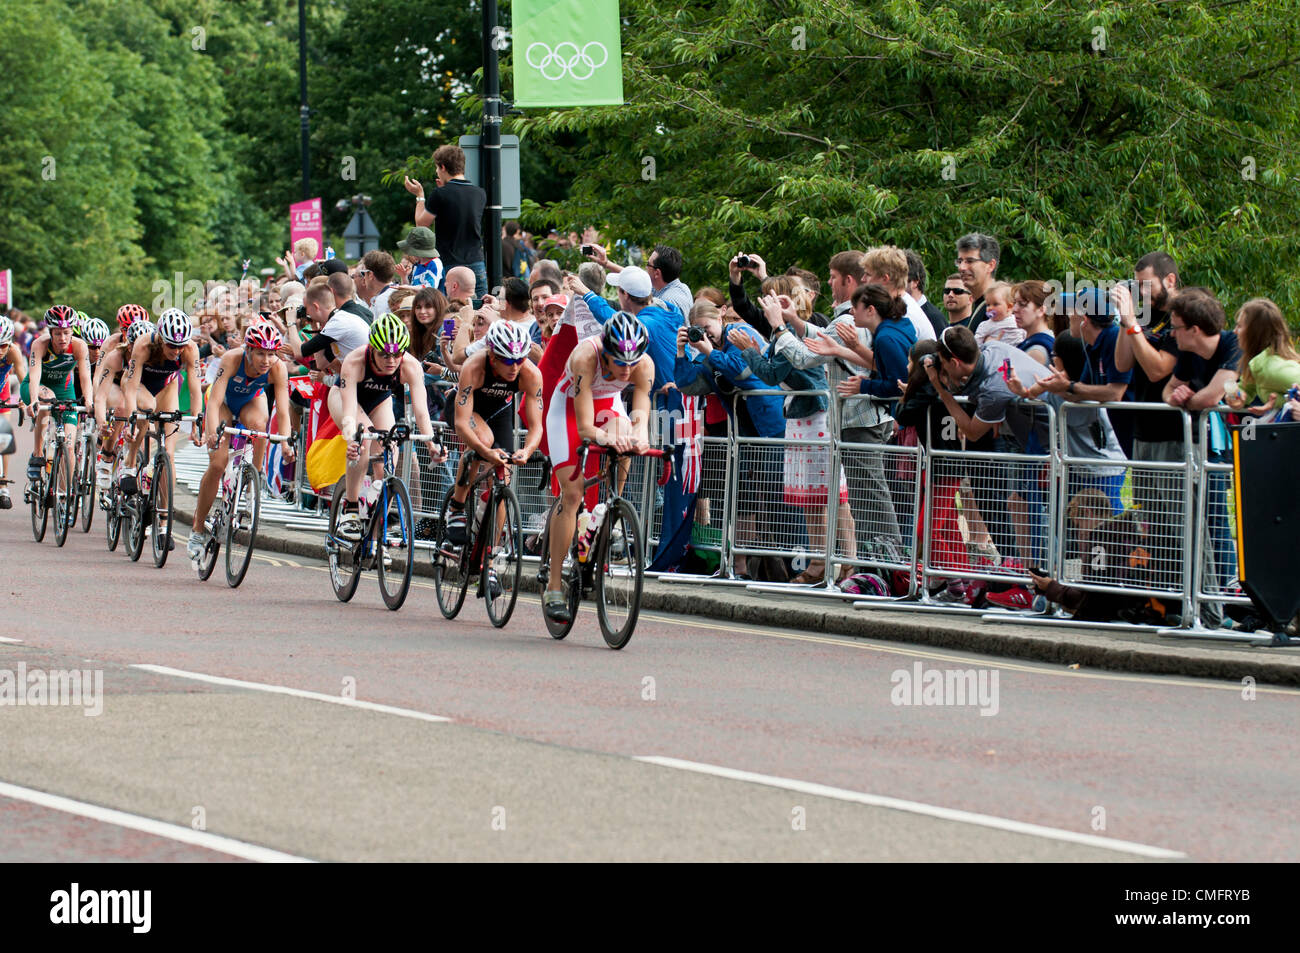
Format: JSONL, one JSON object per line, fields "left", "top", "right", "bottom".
{"left": 582, "top": 291, "right": 682, "bottom": 400}
{"left": 858, "top": 318, "right": 917, "bottom": 399}
{"left": 673, "top": 323, "right": 786, "bottom": 437}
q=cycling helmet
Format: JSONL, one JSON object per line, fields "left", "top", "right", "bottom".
{"left": 600, "top": 311, "right": 649, "bottom": 364}
{"left": 116, "top": 303, "right": 148, "bottom": 330}
{"left": 82, "top": 318, "right": 110, "bottom": 348}
{"left": 0, "top": 316, "right": 14, "bottom": 348}
{"left": 126, "top": 320, "right": 156, "bottom": 348}
{"left": 368, "top": 312, "right": 410, "bottom": 355}
{"left": 72, "top": 311, "right": 90, "bottom": 337}
{"left": 44, "top": 305, "right": 76, "bottom": 329}
{"left": 486, "top": 320, "right": 532, "bottom": 362}
{"left": 244, "top": 321, "right": 283, "bottom": 352}
{"left": 156, "top": 308, "right": 193, "bottom": 347}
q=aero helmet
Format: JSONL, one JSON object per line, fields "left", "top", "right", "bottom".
{"left": 368, "top": 312, "right": 410, "bottom": 355}
{"left": 600, "top": 311, "right": 649, "bottom": 364}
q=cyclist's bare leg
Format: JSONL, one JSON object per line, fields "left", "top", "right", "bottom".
{"left": 546, "top": 466, "right": 586, "bottom": 595}
{"left": 193, "top": 403, "right": 233, "bottom": 530}
{"left": 241, "top": 391, "right": 270, "bottom": 470}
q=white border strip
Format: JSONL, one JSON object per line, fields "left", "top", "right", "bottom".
{"left": 0, "top": 781, "right": 313, "bottom": 863}
{"left": 131, "top": 664, "right": 452, "bottom": 724}
{"left": 635, "top": 756, "right": 1185, "bottom": 859}
{"left": 0, "top": 637, "right": 23, "bottom": 644}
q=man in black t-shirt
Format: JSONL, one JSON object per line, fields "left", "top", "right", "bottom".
{"left": 405, "top": 144, "right": 488, "bottom": 299}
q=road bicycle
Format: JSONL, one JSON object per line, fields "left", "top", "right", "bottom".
{"left": 324, "top": 423, "right": 434, "bottom": 610}
{"left": 536, "top": 441, "right": 670, "bottom": 649}
{"left": 123, "top": 410, "right": 196, "bottom": 568}
{"left": 193, "top": 424, "right": 289, "bottom": 588}
{"left": 101, "top": 414, "right": 146, "bottom": 554}
{"left": 432, "top": 446, "right": 546, "bottom": 628}
{"left": 25, "top": 400, "right": 84, "bottom": 546}
{"left": 74, "top": 412, "right": 97, "bottom": 533}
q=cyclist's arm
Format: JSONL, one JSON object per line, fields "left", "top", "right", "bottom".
{"left": 571, "top": 350, "right": 603, "bottom": 444}
{"left": 205, "top": 350, "right": 237, "bottom": 442}
{"left": 336, "top": 351, "right": 363, "bottom": 442}
{"left": 121, "top": 338, "right": 146, "bottom": 420}
{"left": 25, "top": 337, "right": 45, "bottom": 407}
{"left": 627, "top": 359, "right": 654, "bottom": 448}
{"left": 75, "top": 340, "right": 93, "bottom": 411}
{"left": 9, "top": 343, "right": 28, "bottom": 388}
{"left": 93, "top": 350, "right": 119, "bottom": 427}
{"left": 183, "top": 342, "right": 202, "bottom": 414}
{"left": 517, "top": 363, "right": 545, "bottom": 458}
{"left": 401, "top": 353, "right": 434, "bottom": 437}
{"left": 269, "top": 361, "right": 294, "bottom": 449}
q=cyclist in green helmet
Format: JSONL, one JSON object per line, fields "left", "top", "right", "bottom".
{"left": 329, "top": 312, "right": 439, "bottom": 539}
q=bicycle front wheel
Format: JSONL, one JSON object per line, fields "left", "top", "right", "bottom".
{"left": 150, "top": 453, "right": 174, "bottom": 568}
{"left": 483, "top": 485, "right": 523, "bottom": 629}
{"left": 326, "top": 477, "right": 362, "bottom": 603}
{"left": 78, "top": 442, "right": 95, "bottom": 533}
{"left": 225, "top": 464, "right": 261, "bottom": 588}
{"left": 30, "top": 461, "right": 48, "bottom": 543}
{"left": 594, "top": 497, "right": 644, "bottom": 650}
{"left": 105, "top": 488, "right": 122, "bottom": 552}
{"left": 432, "top": 486, "right": 471, "bottom": 619}
{"left": 196, "top": 507, "right": 219, "bottom": 581}
{"left": 540, "top": 499, "right": 580, "bottom": 641}
{"left": 376, "top": 476, "right": 414, "bottom": 610}
{"left": 53, "top": 444, "right": 73, "bottom": 547}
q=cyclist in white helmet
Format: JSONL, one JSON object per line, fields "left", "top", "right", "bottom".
{"left": 116, "top": 308, "right": 202, "bottom": 497}
{"left": 443, "top": 319, "right": 544, "bottom": 543}
{"left": 0, "top": 316, "right": 29, "bottom": 508}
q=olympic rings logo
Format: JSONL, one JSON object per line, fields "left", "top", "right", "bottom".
{"left": 525, "top": 41, "right": 608, "bottom": 81}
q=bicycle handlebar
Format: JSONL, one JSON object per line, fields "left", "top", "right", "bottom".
{"left": 216, "top": 423, "right": 289, "bottom": 443}
{"left": 573, "top": 440, "right": 673, "bottom": 487}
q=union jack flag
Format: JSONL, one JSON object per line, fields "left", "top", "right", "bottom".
{"left": 675, "top": 394, "right": 702, "bottom": 494}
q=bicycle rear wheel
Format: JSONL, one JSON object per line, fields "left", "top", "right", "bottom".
{"left": 376, "top": 476, "right": 414, "bottom": 610}
{"left": 594, "top": 497, "right": 644, "bottom": 649}
{"left": 540, "top": 499, "right": 580, "bottom": 640}
{"left": 53, "top": 444, "right": 74, "bottom": 547}
{"left": 225, "top": 463, "right": 261, "bottom": 588}
{"left": 105, "top": 488, "right": 122, "bottom": 552}
{"left": 432, "top": 486, "right": 471, "bottom": 619}
{"left": 150, "top": 452, "right": 174, "bottom": 568}
{"left": 483, "top": 485, "right": 523, "bottom": 629}
{"left": 326, "top": 477, "right": 362, "bottom": 602}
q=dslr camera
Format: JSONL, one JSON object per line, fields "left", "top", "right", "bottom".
{"left": 687, "top": 326, "right": 706, "bottom": 343}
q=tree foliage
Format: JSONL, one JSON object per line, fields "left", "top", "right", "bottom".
{"left": 512, "top": 0, "right": 1300, "bottom": 315}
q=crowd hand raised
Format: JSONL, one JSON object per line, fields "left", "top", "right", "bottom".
{"left": 833, "top": 322, "right": 858, "bottom": 348}
{"left": 727, "top": 328, "right": 756, "bottom": 350}
{"left": 563, "top": 274, "right": 585, "bottom": 296}
{"left": 1112, "top": 283, "right": 1136, "bottom": 327}
{"left": 402, "top": 175, "right": 424, "bottom": 197}
{"left": 675, "top": 326, "right": 690, "bottom": 357}
{"left": 758, "top": 293, "right": 785, "bottom": 329}
{"left": 586, "top": 244, "right": 609, "bottom": 265}
{"left": 837, "top": 375, "right": 865, "bottom": 397}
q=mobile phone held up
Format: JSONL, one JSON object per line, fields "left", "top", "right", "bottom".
{"left": 1000, "top": 358, "right": 1012, "bottom": 383}
{"left": 581, "top": 244, "right": 595, "bottom": 256}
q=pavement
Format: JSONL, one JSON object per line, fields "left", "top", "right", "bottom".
{"left": 168, "top": 447, "right": 1300, "bottom": 688}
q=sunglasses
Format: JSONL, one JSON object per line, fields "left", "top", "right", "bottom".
{"left": 943, "top": 288, "right": 970, "bottom": 296}
{"left": 495, "top": 355, "right": 526, "bottom": 366}
{"left": 607, "top": 356, "right": 642, "bottom": 368}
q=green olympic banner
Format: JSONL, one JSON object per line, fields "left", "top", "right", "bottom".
{"left": 513, "top": 0, "right": 624, "bottom": 107}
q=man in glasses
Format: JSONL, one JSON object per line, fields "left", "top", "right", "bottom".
{"left": 940, "top": 273, "right": 974, "bottom": 329}
{"left": 443, "top": 320, "right": 544, "bottom": 545}
{"left": 955, "top": 232, "right": 1000, "bottom": 336}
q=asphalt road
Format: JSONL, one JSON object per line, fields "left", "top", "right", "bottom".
{"left": 2, "top": 428, "right": 1298, "bottom": 862}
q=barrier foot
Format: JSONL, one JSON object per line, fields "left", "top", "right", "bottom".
{"left": 1157, "top": 626, "right": 1286, "bottom": 646}
{"left": 658, "top": 572, "right": 752, "bottom": 587}
{"left": 747, "top": 582, "right": 862, "bottom": 601}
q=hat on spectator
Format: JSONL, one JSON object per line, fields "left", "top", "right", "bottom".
{"left": 320, "top": 258, "right": 349, "bottom": 276}
{"left": 606, "top": 266, "right": 652, "bottom": 299}
{"left": 397, "top": 226, "right": 440, "bottom": 259}
{"left": 542, "top": 294, "right": 569, "bottom": 312}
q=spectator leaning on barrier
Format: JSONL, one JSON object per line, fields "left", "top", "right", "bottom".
{"left": 863, "top": 245, "right": 936, "bottom": 344}
{"left": 289, "top": 282, "right": 369, "bottom": 374}
{"left": 940, "top": 273, "right": 974, "bottom": 329}
{"left": 328, "top": 272, "right": 373, "bottom": 326}
{"left": 904, "top": 249, "right": 947, "bottom": 339}
{"left": 675, "top": 300, "right": 786, "bottom": 579}
{"left": 955, "top": 233, "right": 1000, "bottom": 336}
{"left": 837, "top": 284, "right": 916, "bottom": 406}
{"left": 728, "top": 293, "right": 854, "bottom": 584}
{"left": 1225, "top": 298, "right": 1300, "bottom": 419}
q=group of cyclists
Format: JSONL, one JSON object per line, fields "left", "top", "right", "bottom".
{"left": 3, "top": 292, "right": 658, "bottom": 639}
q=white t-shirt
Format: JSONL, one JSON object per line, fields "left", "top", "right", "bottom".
{"left": 321, "top": 309, "right": 370, "bottom": 361}
{"left": 905, "top": 295, "right": 936, "bottom": 342}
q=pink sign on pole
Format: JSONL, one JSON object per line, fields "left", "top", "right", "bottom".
{"left": 0, "top": 269, "right": 11, "bottom": 309}
{"left": 290, "top": 198, "right": 323, "bottom": 256}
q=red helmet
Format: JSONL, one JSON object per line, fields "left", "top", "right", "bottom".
{"left": 116, "top": 303, "right": 149, "bottom": 331}
{"left": 244, "top": 322, "right": 283, "bottom": 352}
{"left": 44, "top": 305, "right": 76, "bottom": 329}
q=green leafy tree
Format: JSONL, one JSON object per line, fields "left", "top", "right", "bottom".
{"left": 512, "top": 0, "right": 1300, "bottom": 316}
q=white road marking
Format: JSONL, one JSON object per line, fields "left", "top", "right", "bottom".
{"left": 0, "top": 780, "right": 313, "bottom": 863}
{"left": 635, "top": 756, "right": 1186, "bottom": 859}
{"left": 131, "top": 664, "right": 452, "bottom": 724}
{"left": 0, "top": 637, "right": 23, "bottom": 644}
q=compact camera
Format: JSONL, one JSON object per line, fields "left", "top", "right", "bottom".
{"left": 687, "top": 326, "right": 706, "bottom": 343}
